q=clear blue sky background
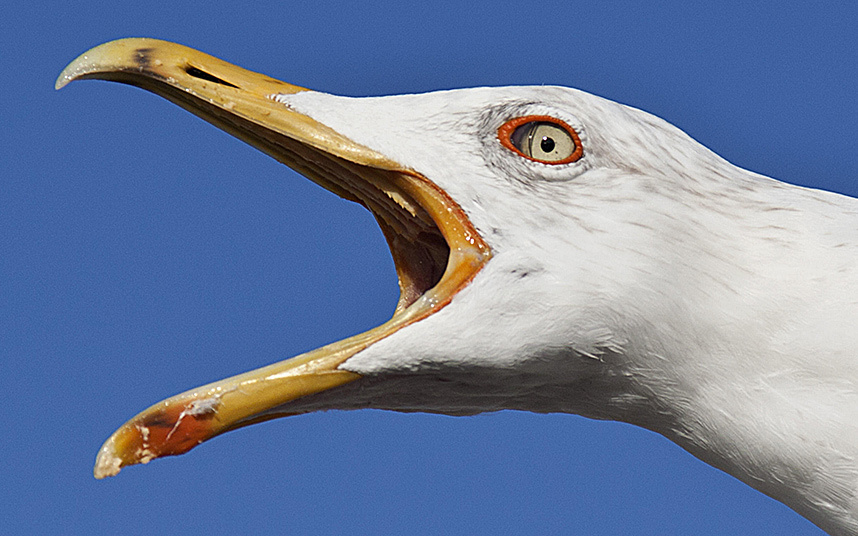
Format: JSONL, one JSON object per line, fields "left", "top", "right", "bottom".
{"left": 4, "top": 2, "right": 856, "bottom": 535}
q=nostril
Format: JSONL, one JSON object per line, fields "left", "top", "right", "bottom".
{"left": 184, "top": 66, "right": 239, "bottom": 88}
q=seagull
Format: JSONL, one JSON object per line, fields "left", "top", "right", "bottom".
{"left": 57, "top": 38, "right": 858, "bottom": 536}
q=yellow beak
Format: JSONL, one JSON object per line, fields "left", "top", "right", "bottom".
{"left": 57, "top": 38, "right": 490, "bottom": 479}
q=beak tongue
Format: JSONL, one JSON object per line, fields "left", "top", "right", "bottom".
{"left": 57, "top": 38, "right": 490, "bottom": 479}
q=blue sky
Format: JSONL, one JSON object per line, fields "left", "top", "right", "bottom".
{"left": 4, "top": 2, "right": 856, "bottom": 534}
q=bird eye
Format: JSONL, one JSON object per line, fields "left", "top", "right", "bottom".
{"left": 498, "top": 115, "right": 582, "bottom": 164}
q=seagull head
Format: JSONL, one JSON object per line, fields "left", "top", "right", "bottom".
{"left": 58, "top": 38, "right": 858, "bottom": 536}
{"left": 55, "top": 37, "right": 771, "bottom": 471}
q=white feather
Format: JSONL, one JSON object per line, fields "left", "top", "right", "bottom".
{"left": 274, "top": 86, "right": 858, "bottom": 535}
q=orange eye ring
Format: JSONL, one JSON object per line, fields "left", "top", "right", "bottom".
{"left": 498, "top": 115, "right": 583, "bottom": 165}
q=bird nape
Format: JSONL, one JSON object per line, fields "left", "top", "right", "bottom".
{"left": 58, "top": 38, "right": 858, "bottom": 536}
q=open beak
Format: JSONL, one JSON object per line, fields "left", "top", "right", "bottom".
{"left": 57, "top": 38, "right": 491, "bottom": 479}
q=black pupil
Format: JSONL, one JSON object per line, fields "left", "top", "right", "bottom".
{"left": 540, "top": 136, "right": 555, "bottom": 153}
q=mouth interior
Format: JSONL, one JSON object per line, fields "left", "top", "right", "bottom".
{"left": 92, "top": 58, "right": 482, "bottom": 331}
{"left": 62, "top": 54, "right": 466, "bottom": 322}
{"left": 147, "top": 64, "right": 461, "bottom": 317}
{"left": 177, "top": 64, "right": 452, "bottom": 312}
{"left": 292, "top": 144, "right": 452, "bottom": 314}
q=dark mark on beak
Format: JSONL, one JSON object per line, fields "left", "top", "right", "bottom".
{"left": 133, "top": 47, "right": 154, "bottom": 68}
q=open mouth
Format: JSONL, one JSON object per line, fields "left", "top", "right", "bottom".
{"left": 57, "top": 38, "right": 491, "bottom": 478}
